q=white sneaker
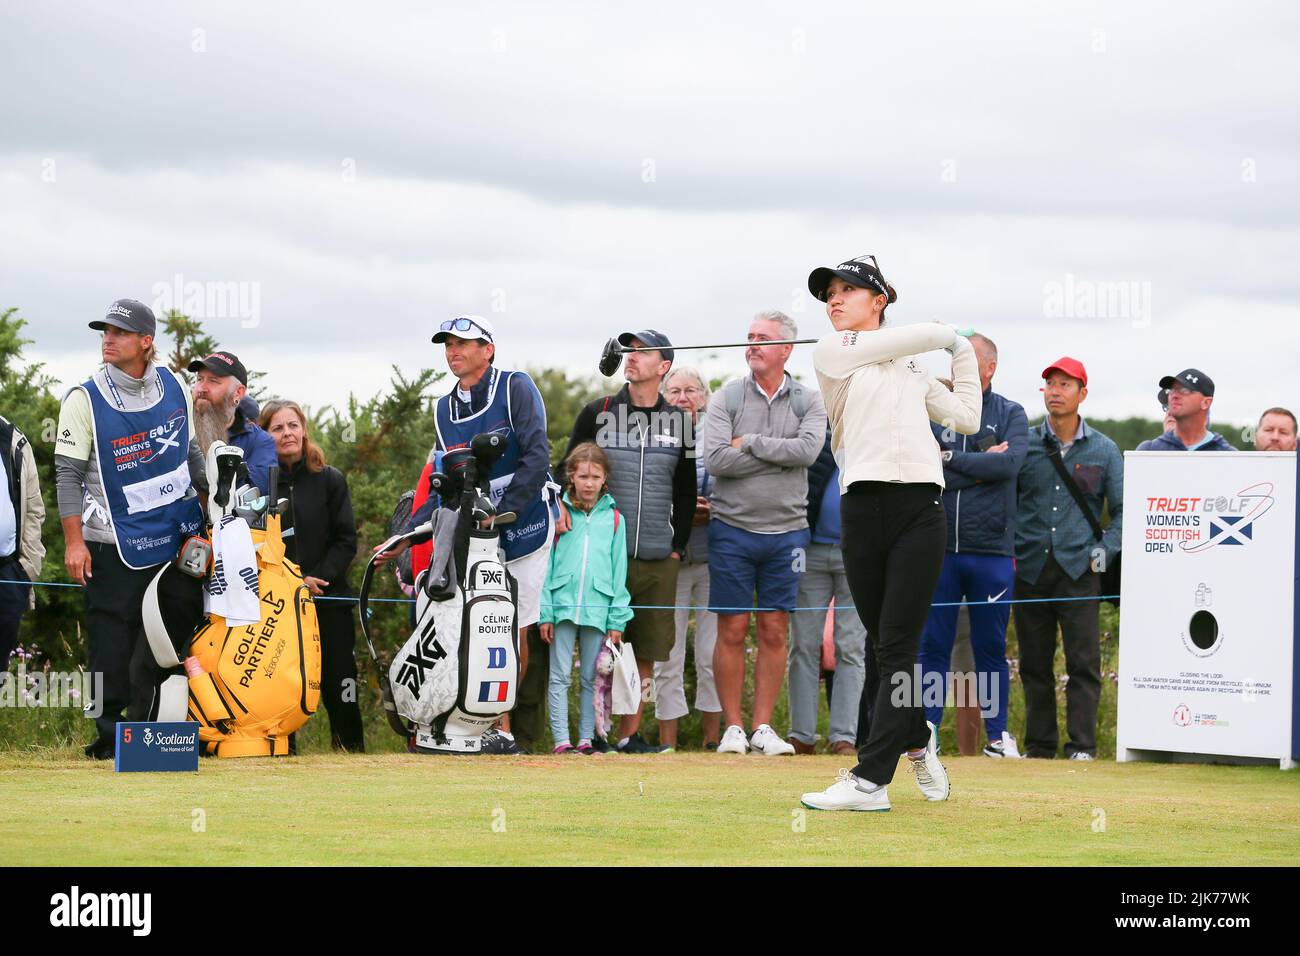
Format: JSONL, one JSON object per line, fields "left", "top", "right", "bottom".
{"left": 909, "top": 721, "right": 951, "bottom": 801}
{"left": 983, "top": 731, "right": 1024, "bottom": 759}
{"left": 750, "top": 723, "right": 795, "bottom": 756}
{"left": 716, "top": 724, "right": 749, "bottom": 754}
{"left": 1069, "top": 751, "right": 1094, "bottom": 761}
{"left": 801, "top": 769, "right": 891, "bottom": 812}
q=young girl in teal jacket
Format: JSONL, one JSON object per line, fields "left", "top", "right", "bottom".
{"left": 540, "top": 442, "right": 633, "bottom": 754}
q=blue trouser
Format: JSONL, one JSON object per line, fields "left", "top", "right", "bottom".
{"left": 547, "top": 621, "right": 603, "bottom": 746}
{"left": 919, "top": 552, "right": 1016, "bottom": 742}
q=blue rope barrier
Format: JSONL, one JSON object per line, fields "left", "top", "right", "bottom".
{"left": 0, "top": 579, "right": 1119, "bottom": 611}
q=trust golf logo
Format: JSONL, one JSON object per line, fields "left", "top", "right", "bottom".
{"left": 109, "top": 409, "right": 186, "bottom": 469}
{"left": 1143, "top": 484, "right": 1276, "bottom": 555}
{"left": 49, "top": 886, "right": 152, "bottom": 936}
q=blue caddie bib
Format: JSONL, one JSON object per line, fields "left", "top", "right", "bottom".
{"left": 434, "top": 367, "right": 554, "bottom": 562}
{"left": 80, "top": 366, "right": 204, "bottom": 569}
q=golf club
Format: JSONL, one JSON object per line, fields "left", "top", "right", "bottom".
{"left": 599, "top": 335, "right": 817, "bottom": 377}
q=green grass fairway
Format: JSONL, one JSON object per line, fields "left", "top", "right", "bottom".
{"left": 1, "top": 753, "right": 1296, "bottom": 866}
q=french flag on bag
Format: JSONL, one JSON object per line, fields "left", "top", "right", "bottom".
{"left": 478, "top": 681, "right": 510, "bottom": 703}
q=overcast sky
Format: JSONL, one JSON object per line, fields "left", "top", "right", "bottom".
{"left": 3, "top": 2, "right": 1297, "bottom": 441}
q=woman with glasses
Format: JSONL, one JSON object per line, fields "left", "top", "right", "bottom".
{"left": 654, "top": 366, "right": 722, "bottom": 750}
{"left": 798, "top": 254, "right": 981, "bottom": 812}
{"left": 260, "top": 399, "right": 365, "bottom": 752}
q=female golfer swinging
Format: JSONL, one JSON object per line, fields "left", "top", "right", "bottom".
{"left": 799, "top": 255, "right": 981, "bottom": 812}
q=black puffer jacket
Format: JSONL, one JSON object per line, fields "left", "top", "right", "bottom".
{"left": 274, "top": 459, "right": 358, "bottom": 598}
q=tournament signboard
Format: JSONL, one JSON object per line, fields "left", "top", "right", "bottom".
{"left": 1117, "top": 451, "right": 1298, "bottom": 768}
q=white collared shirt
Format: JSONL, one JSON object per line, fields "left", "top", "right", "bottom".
{"left": 748, "top": 371, "right": 790, "bottom": 406}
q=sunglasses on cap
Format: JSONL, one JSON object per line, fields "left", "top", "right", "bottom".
{"left": 438, "top": 318, "right": 491, "bottom": 339}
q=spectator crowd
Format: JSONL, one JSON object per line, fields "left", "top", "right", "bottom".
{"left": 4, "top": 297, "right": 1298, "bottom": 760}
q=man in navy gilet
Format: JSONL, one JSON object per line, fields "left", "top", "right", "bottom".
{"left": 54, "top": 300, "right": 208, "bottom": 759}
{"left": 919, "top": 332, "right": 1029, "bottom": 758}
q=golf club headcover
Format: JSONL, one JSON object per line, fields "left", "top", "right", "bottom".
{"left": 206, "top": 442, "right": 246, "bottom": 526}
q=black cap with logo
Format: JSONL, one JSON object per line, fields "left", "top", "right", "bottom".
{"left": 617, "top": 329, "right": 675, "bottom": 364}
{"left": 808, "top": 255, "right": 898, "bottom": 303}
{"left": 1158, "top": 368, "right": 1215, "bottom": 398}
{"left": 90, "top": 299, "right": 157, "bottom": 336}
{"left": 188, "top": 351, "right": 249, "bottom": 386}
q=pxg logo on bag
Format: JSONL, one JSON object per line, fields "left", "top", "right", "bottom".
{"left": 114, "top": 721, "right": 200, "bottom": 773}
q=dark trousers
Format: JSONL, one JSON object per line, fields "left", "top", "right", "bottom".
{"left": 1012, "top": 555, "right": 1102, "bottom": 757}
{"left": 511, "top": 624, "right": 549, "bottom": 750}
{"left": 317, "top": 603, "right": 365, "bottom": 751}
{"left": 841, "top": 482, "right": 947, "bottom": 785}
{"left": 854, "top": 636, "right": 880, "bottom": 749}
{"left": 0, "top": 557, "right": 30, "bottom": 675}
{"left": 84, "top": 542, "right": 159, "bottom": 743}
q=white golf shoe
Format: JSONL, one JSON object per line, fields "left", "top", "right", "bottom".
{"left": 750, "top": 723, "right": 795, "bottom": 756}
{"left": 801, "top": 768, "right": 891, "bottom": 812}
{"left": 983, "top": 731, "right": 1024, "bottom": 759}
{"left": 909, "top": 721, "right": 951, "bottom": 801}
{"left": 716, "top": 724, "right": 749, "bottom": 754}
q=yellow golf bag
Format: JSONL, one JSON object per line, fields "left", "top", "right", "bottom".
{"left": 145, "top": 504, "right": 322, "bottom": 758}
{"left": 184, "top": 511, "right": 322, "bottom": 756}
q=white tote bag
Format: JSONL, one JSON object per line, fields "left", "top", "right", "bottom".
{"left": 609, "top": 639, "right": 642, "bottom": 716}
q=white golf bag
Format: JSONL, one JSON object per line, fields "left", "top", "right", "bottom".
{"left": 360, "top": 433, "right": 522, "bottom": 754}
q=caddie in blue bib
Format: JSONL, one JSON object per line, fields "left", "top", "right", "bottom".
{"left": 435, "top": 366, "right": 555, "bottom": 562}
{"left": 78, "top": 366, "right": 205, "bottom": 569}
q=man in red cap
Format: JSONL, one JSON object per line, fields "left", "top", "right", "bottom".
{"left": 1013, "top": 357, "right": 1123, "bottom": 760}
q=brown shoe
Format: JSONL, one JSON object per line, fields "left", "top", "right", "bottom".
{"left": 789, "top": 737, "right": 816, "bottom": 755}
{"left": 830, "top": 740, "right": 858, "bottom": 757}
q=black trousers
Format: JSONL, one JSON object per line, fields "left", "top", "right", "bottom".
{"left": 84, "top": 543, "right": 160, "bottom": 743}
{"left": 1012, "top": 556, "right": 1101, "bottom": 757}
{"left": 0, "top": 557, "right": 30, "bottom": 674}
{"left": 511, "top": 624, "right": 549, "bottom": 750}
{"left": 840, "top": 482, "right": 946, "bottom": 786}
{"left": 317, "top": 603, "right": 365, "bottom": 752}
{"left": 854, "top": 635, "right": 881, "bottom": 749}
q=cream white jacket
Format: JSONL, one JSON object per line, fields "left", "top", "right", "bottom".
{"left": 813, "top": 323, "right": 981, "bottom": 491}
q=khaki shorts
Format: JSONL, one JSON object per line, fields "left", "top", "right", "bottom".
{"left": 506, "top": 539, "right": 552, "bottom": 629}
{"left": 623, "top": 557, "right": 680, "bottom": 663}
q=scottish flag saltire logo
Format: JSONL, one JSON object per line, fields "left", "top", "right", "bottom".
{"left": 1210, "top": 515, "right": 1252, "bottom": 546}
{"left": 1180, "top": 482, "right": 1275, "bottom": 554}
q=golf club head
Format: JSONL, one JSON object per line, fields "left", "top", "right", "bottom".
{"left": 599, "top": 337, "right": 623, "bottom": 377}
{"left": 233, "top": 506, "right": 262, "bottom": 528}
{"left": 470, "top": 494, "right": 497, "bottom": 526}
